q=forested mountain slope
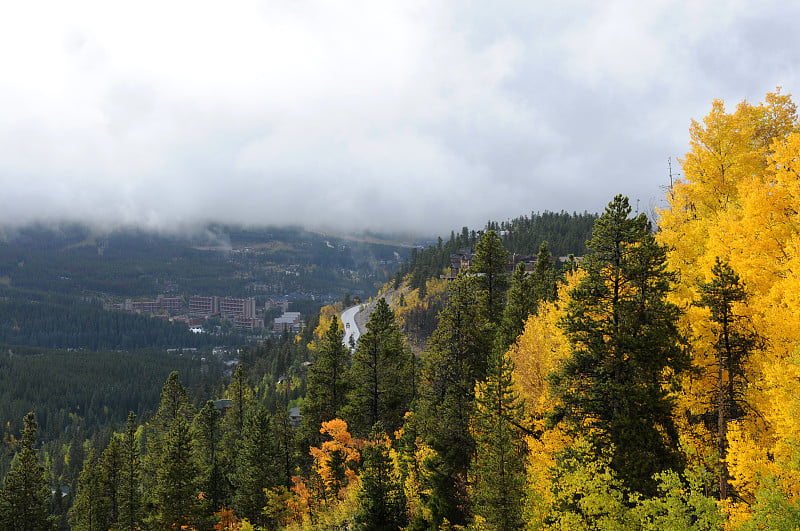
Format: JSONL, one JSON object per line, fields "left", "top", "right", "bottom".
{"left": 6, "top": 90, "right": 800, "bottom": 530}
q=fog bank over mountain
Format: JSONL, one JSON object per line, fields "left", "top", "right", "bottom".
{"left": 1, "top": 1, "right": 798, "bottom": 234}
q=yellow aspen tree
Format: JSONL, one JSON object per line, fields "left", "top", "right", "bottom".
{"left": 309, "top": 419, "right": 360, "bottom": 503}
{"left": 508, "top": 272, "right": 579, "bottom": 527}
{"left": 308, "top": 304, "right": 342, "bottom": 352}
{"left": 658, "top": 89, "right": 800, "bottom": 522}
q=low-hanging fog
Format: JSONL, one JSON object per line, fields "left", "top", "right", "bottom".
{"left": 1, "top": 1, "right": 798, "bottom": 235}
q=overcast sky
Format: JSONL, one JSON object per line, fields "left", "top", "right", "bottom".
{"left": 1, "top": 1, "right": 798, "bottom": 235}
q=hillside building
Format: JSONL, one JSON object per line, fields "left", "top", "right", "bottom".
{"left": 274, "top": 311, "right": 303, "bottom": 333}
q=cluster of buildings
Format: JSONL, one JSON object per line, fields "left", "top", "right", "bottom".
{"left": 273, "top": 311, "right": 303, "bottom": 333}
{"left": 113, "top": 294, "right": 264, "bottom": 330}
{"left": 114, "top": 296, "right": 184, "bottom": 314}
{"left": 441, "top": 250, "right": 539, "bottom": 280}
{"left": 112, "top": 293, "right": 308, "bottom": 334}
{"left": 441, "top": 249, "right": 576, "bottom": 280}
{"left": 188, "top": 295, "right": 263, "bottom": 330}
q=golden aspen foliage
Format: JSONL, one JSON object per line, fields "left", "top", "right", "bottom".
{"left": 657, "top": 89, "right": 800, "bottom": 521}
{"left": 406, "top": 441, "right": 436, "bottom": 525}
{"left": 307, "top": 303, "right": 342, "bottom": 352}
{"left": 508, "top": 270, "right": 580, "bottom": 415}
{"left": 288, "top": 475, "right": 312, "bottom": 522}
{"left": 393, "top": 277, "right": 447, "bottom": 318}
{"left": 213, "top": 506, "right": 241, "bottom": 530}
{"left": 309, "top": 418, "right": 361, "bottom": 501}
{"left": 508, "top": 272, "right": 580, "bottom": 528}
{"left": 392, "top": 412, "right": 435, "bottom": 526}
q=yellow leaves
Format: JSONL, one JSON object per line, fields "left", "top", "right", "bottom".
{"left": 760, "top": 351, "right": 800, "bottom": 482}
{"left": 394, "top": 278, "right": 447, "bottom": 319}
{"left": 504, "top": 273, "right": 581, "bottom": 527}
{"left": 402, "top": 438, "right": 435, "bottom": 524}
{"left": 308, "top": 304, "right": 342, "bottom": 352}
{"left": 726, "top": 421, "right": 774, "bottom": 500}
{"left": 284, "top": 419, "right": 367, "bottom": 528}
{"left": 508, "top": 271, "right": 578, "bottom": 414}
{"left": 288, "top": 475, "right": 312, "bottom": 521}
{"left": 523, "top": 427, "right": 572, "bottom": 526}
{"left": 213, "top": 506, "right": 241, "bottom": 530}
{"left": 657, "top": 88, "right": 800, "bottom": 524}
{"left": 309, "top": 419, "right": 361, "bottom": 501}
{"left": 682, "top": 99, "right": 757, "bottom": 214}
{"left": 721, "top": 418, "right": 800, "bottom": 529}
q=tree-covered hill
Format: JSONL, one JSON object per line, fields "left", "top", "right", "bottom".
{"left": 395, "top": 210, "right": 597, "bottom": 292}
{"left": 0, "top": 223, "right": 410, "bottom": 302}
{"left": 0, "top": 292, "right": 234, "bottom": 351}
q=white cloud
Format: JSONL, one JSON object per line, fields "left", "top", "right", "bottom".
{"left": 0, "top": 0, "right": 798, "bottom": 234}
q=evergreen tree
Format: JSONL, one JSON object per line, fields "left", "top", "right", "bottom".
{"left": 221, "top": 364, "right": 253, "bottom": 495}
{"left": 118, "top": 412, "right": 142, "bottom": 531}
{"left": 417, "top": 273, "right": 490, "bottom": 527}
{"left": 50, "top": 476, "right": 68, "bottom": 531}
{"left": 470, "top": 351, "right": 526, "bottom": 530}
{"left": 301, "top": 319, "right": 351, "bottom": 447}
{"left": 232, "top": 405, "right": 279, "bottom": 527}
{"left": 345, "top": 298, "right": 414, "bottom": 437}
{"left": 530, "top": 240, "right": 557, "bottom": 304}
{"left": 69, "top": 447, "right": 103, "bottom": 531}
{"left": 225, "top": 365, "right": 253, "bottom": 439}
{"left": 354, "top": 425, "right": 407, "bottom": 531}
{"left": 151, "top": 410, "right": 198, "bottom": 530}
{"left": 497, "top": 262, "right": 536, "bottom": 350}
{"left": 192, "top": 400, "right": 226, "bottom": 526}
{"left": 144, "top": 372, "right": 194, "bottom": 514}
{"left": 698, "top": 257, "right": 761, "bottom": 500}
{"left": 550, "top": 195, "right": 687, "bottom": 495}
{"left": 0, "top": 412, "right": 55, "bottom": 531}
{"left": 97, "top": 435, "right": 122, "bottom": 529}
{"left": 153, "top": 371, "right": 193, "bottom": 430}
{"left": 470, "top": 230, "right": 510, "bottom": 329}
{"left": 273, "top": 403, "right": 296, "bottom": 488}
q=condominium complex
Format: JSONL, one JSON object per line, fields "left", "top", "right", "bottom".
{"left": 274, "top": 311, "right": 303, "bottom": 333}
{"left": 115, "top": 296, "right": 185, "bottom": 314}
{"left": 115, "top": 294, "right": 268, "bottom": 331}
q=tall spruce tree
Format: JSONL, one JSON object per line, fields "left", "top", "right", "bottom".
{"left": 698, "top": 257, "right": 760, "bottom": 501}
{"left": 118, "top": 412, "right": 142, "bottom": 531}
{"left": 470, "top": 351, "right": 526, "bottom": 530}
{"left": 273, "top": 404, "right": 296, "bottom": 488}
{"left": 232, "top": 405, "right": 279, "bottom": 527}
{"left": 471, "top": 230, "right": 510, "bottom": 330}
{"left": 144, "top": 371, "right": 194, "bottom": 515}
{"left": 301, "top": 318, "right": 351, "bottom": 447}
{"left": 497, "top": 262, "right": 537, "bottom": 351}
{"left": 550, "top": 195, "right": 687, "bottom": 495}
{"left": 531, "top": 240, "right": 557, "bottom": 304}
{"left": 152, "top": 410, "right": 198, "bottom": 530}
{"left": 498, "top": 241, "right": 557, "bottom": 351}
{"left": 220, "top": 366, "right": 252, "bottom": 502}
{"left": 354, "top": 425, "right": 407, "bottom": 531}
{"left": 345, "top": 298, "right": 414, "bottom": 437}
{"left": 192, "top": 400, "right": 226, "bottom": 525}
{"left": 69, "top": 447, "right": 103, "bottom": 531}
{"left": 417, "top": 272, "right": 491, "bottom": 527}
{"left": 0, "top": 412, "right": 54, "bottom": 531}
{"left": 224, "top": 365, "right": 252, "bottom": 440}
{"left": 97, "top": 435, "right": 122, "bottom": 529}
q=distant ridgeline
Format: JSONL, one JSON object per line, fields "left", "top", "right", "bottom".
{"left": 395, "top": 210, "right": 597, "bottom": 290}
{"left": 0, "top": 222, "right": 408, "bottom": 301}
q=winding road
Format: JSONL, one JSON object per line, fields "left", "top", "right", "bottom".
{"left": 340, "top": 305, "right": 361, "bottom": 351}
